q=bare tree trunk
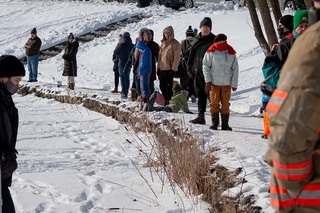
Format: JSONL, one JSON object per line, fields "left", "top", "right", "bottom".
{"left": 304, "top": 0, "right": 313, "bottom": 9}
{"left": 269, "top": 0, "right": 282, "bottom": 25}
{"left": 257, "top": 0, "right": 278, "bottom": 48}
{"left": 246, "top": 0, "right": 270, "bottom": 56}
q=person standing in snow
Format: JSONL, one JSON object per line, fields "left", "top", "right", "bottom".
{"left": 127, "top": 37, "right": 140, "bottom": 101}
{"left": 136, "top": 40, "right": 152, "bottom": 104}
{"left": 187, "top": 17, "right": 215, "bottom": 125}
{"left": 0, "top": 55, "right": 25, "bottom": 213}
{"left": 265, "top": 0, "right": 320, "bottom": 211}
{"left": 111, "top": 34, "right": 122, "bottom": 93}
{"left": 25, "top": 28, "right": 42, "bottom": 82}
{"left": 157, "top": 26, "right": 181, "bottom": 106}
{"left": 62, "top": 33, "right": 79, "bottom": 90}
{"left": 180, "top": 25, "right": 196, "bottom": 103}
{"left": 113, "top": 32, "right": 134, "bottom": 99}
{"left": 134, "top": 28, "right": 159, "bottom": 100}
{"left": 203, "top": 34, "right": 239, "bottom": 131}
{"left": 145, "top": 29, "right": 159, "bottom": 96}
{"left": 261, "top": 12, "right": 308, "bottom": 139}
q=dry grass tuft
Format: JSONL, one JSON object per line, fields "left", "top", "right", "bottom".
{"left": 128, "top": 114, "right": 255, "bottom": 212}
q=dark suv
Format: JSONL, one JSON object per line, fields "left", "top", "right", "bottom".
{"left": 158, "top": 0, "right": 306, "bottom": 10}
{"left": 159, "top": 0, "right": 234, "bottom": 10}
{"left": 239, "top": 0, "right": 306, "bottom": 10}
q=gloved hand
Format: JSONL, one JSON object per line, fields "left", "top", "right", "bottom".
{"left": 205, "top": 82, "right": 212, "bottom": 93}
{"left": 232, "top": 87, "right": 237, "bottom": 92}
{"left": 187, "top": 65, "right": 195, "bottom": 79}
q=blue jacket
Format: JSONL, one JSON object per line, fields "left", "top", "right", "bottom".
{"left": 136, "top": 41, "right": 152, "bottom": 76}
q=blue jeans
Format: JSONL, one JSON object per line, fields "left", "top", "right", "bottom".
{"left": 27, "top": 55, "right": 39, "bottom": 81}
{"left": 119, "top": 65, "right": 131, "bottom": 96}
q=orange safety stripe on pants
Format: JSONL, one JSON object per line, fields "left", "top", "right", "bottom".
{"left": 271, "top": 184, "right": 320, "bottom": 209}
{"left": 272, "top": 89, "right": 288, "bottom": 99}
{"left": 270, "top": 186, "right": 294, "bottom": 208}
{"left": 266, "top": 89, "right": 288, "bottom": 113}
{"left": 272, "top": 159, "right": 312, "bottom": 181}
{"left": 263, "top": 112, "right": 271, "bottom": 135}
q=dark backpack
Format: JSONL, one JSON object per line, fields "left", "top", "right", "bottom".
{"left": 174, "top": 40, "right": 192, "bottom": 78}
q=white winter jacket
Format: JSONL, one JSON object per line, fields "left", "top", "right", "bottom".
{"left": 202, "top": 50, "right": 239, "bottom": 88}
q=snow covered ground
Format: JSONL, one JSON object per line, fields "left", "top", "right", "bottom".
{"left": 0, "top": 0, "right": 274, "bottom": 212}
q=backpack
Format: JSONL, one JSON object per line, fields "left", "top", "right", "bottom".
{"left": 174, "top": 40, "right": 192, "bottom": 78}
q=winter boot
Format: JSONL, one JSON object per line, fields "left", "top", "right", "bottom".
{"left": 189, "top": 112, "right": 205, "bottom": 125}
{"left": 221, "top": 113, "right": 232, "bottom": 131}
{"left": 209, "top": 113, "right": 219, "bottom": 130}
{"left": 191, "top": 95, "right": 196, "bottom": 103}
{"left": 70, "top": 83, "right": 75, "bottom": 90}
{"left": 130, "top": 88, "right": 137, "bottom": 101}
{"left": 111, "top": 88, "right": 118, "bottom": 93}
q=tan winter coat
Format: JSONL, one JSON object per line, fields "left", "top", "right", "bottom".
{"left": 157, "top": 26, "right": 181, "bottom": 72}
{"left": 265, "top": 21, "right": 320, "bottom": 212}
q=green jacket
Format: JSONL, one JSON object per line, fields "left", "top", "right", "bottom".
{"left": 168, "top": 91, "right": 189, "bottom": 113}
{"left": 187, "top": 32, "right": 215, "bottom": 75}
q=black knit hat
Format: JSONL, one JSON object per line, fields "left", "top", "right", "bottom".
{"left": 0, "top": 55, "right": 26, "bottom": 78}
{"left": 31, "top": 28, "right": 37, "bottom": 34}
{"left": 200, "top": 17, "right": 212, "bottom": 30}
{"left": 214, "top": 34, "right": 227, "bottom": 43}
{"left": 68, "top": 33, "right": 74, "bottom": 40}
{"left": 123, "top": 32, "right": 131, "bottom": 38}
{"left": 279, "top": 15, "right": 294, "bottom": 31}
{"left": 186, "top": 25, "right": 194, "bottom": 37}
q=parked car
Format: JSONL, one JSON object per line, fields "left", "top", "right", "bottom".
{"left": 159, "top": 0, "right": 235, "bottom": 10}
{"left": 239, "top": 0, "right": 306, "bottom": 10}
{"left": 160, "top": 0, "right": 306, "bottom": 10}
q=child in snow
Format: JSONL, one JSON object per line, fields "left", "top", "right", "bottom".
{"left": 147, "top": 83, "right": 192, "bottom": 113}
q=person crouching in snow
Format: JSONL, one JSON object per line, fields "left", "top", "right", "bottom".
{"left": 62, "top": 33, "right": 79, "bottom": 90}
{"left": 147, "top": 83, "right": 192, "bottom": 113}
{"left": 203, "top": 34, "right": 239, "bottom": 131}
{"left": 136, "top": 40, "right": 152, "bottom": 105}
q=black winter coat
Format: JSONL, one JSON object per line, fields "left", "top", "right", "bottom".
{"left": 62, "top": 40, "right": 79, "bottom": 77}
{"left": 112, "top": 43, "right": 120, "bottom": 72}
{"left": 0, "top": 85, "right": 19, "bottom": 187}
{"left": 113, "top": 36, "right": 134, "bottom": 68}
{"left": 146, "top": 40, "right": 160, "bottom": 81}
{"left": 187, "top": 32, "right": 215, "bottom": 75}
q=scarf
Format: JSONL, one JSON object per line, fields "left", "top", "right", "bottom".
{"left": 207, "top": 41, "right": 236, "bottom": 55}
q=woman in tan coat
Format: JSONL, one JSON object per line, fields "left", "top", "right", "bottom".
{"left": 157, "top": 26, "right": 181, "bottom": 105}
